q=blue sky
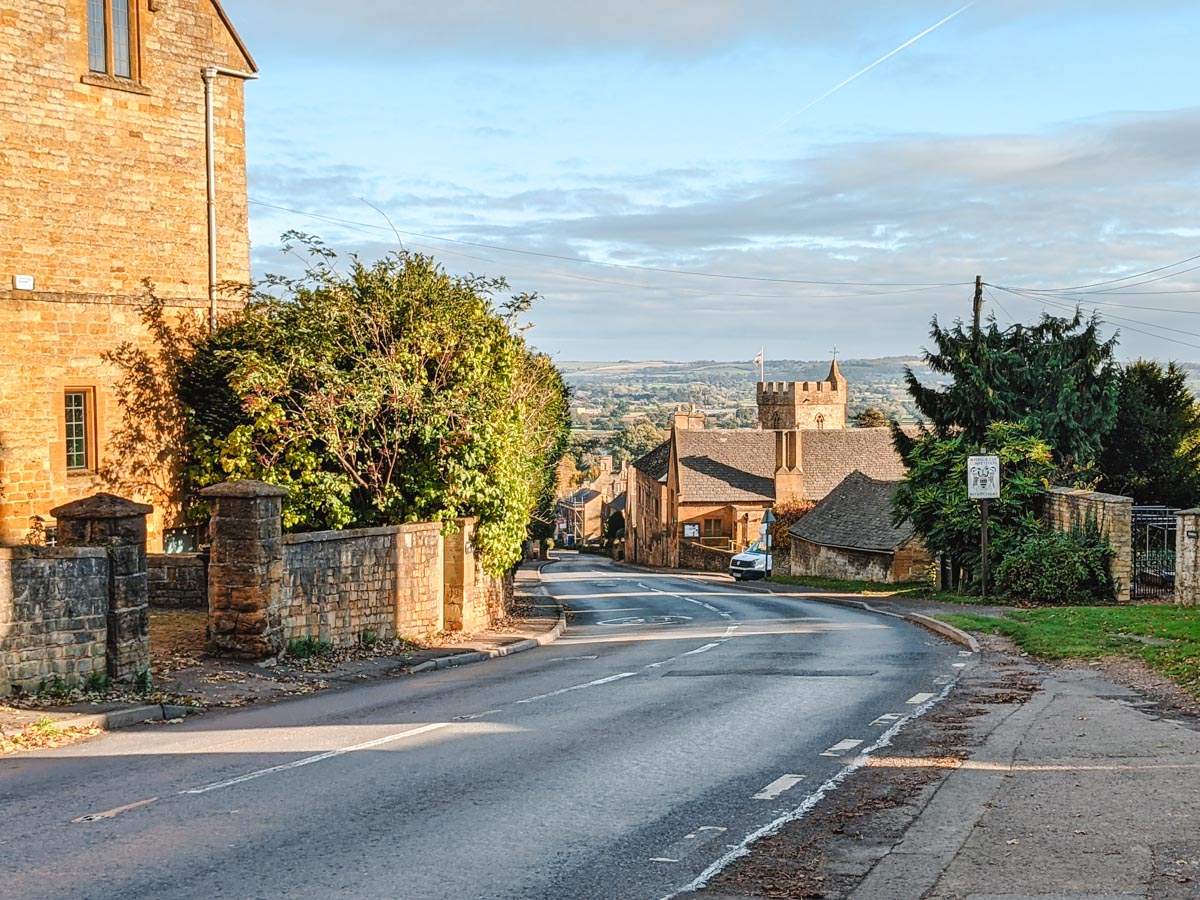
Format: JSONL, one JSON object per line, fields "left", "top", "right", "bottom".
{"left": 223, "top": 1, "right": 1200, "bottom": 363}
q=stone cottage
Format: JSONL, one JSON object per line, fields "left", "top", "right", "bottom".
{"left": 786, "top": 470, "right": 932, "bottom": 584}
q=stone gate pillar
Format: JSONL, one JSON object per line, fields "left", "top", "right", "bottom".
{"left": 51, "top": 493, "right": 152, "bottom": 683}
{"left": 1177, "top": 509, "right": 1200, "bottom": 606}
{"left": 200, "top": 480, "right": 288, "bottom": 659}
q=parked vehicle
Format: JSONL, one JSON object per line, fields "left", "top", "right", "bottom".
{"left": 729, "top": 540, "right": 772, "bottom": 580}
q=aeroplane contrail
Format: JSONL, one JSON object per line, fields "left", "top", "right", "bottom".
{"left": 778, "top": 1, "right": 977, "bottom": 127}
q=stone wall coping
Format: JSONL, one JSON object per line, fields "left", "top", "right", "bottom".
{"left": 0, "top": 546, "right": 108, "bottom": 561}
{"left": 147, "top": 552, "right": 207, "bottom": 562}
{"left": 397, "top": 521, "right": 445, "bottom": 535}
{"left": 50, "top": 492, "right": 153, "bottom": 519}
{"left": 283, "top": 525, "right": 402, "bottom": 545}
{"left": 1048, "top": 486, "right": 1133, "bottom": 504}
{"left": 200, "top": 479, "right": 289, "bottom": 499}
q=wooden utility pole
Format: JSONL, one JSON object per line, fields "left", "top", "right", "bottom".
{"left": 972, "top": 275, "right": 983, "bottom": 332}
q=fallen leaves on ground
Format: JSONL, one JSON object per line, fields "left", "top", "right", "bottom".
{"left": 0, "top": 720, "right": 102, "bottom": 754}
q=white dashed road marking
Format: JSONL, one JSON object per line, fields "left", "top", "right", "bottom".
{"left": 820, "top": 739, "right": 864, "bottom": 757}
{"left": 650, "top": 826, "right": 728, "bottom": 863}
{"left": 753, "top": 775, "right": 806, "bottom": 801}
{"left": 182, "top": 722, "right": 453, "bottom": 794}
{"left": 869, "top": 713, "right": 903, "bottom": 727}
{"left": 516, "top": 672, "right": 637, "bottom": 704}
{"left": 906, "top": 692, "right": 936, "bottom": 705}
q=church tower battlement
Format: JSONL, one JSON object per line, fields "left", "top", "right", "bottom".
{"left": 756, "top": 359, "right": 848, "bottom": 430}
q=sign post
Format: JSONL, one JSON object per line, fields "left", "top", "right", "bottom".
{"left": 967, "top": 455, "right": 1001, "bottom": 599}
{"left": 761, "top": 508, "right": 777, "bottom": 576}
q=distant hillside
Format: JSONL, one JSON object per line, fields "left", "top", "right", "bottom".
{"left": 560, "top": 357, "right": 955, "bottom": 429}
{"left": 561, "top": 357, "right": 1200, "bottom": 431}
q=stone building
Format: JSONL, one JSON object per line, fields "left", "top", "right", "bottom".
{"left": 625, "top": 363, "right": 906, "bottom": 570}
{"left": 0, "top": 0, "right": 256, "bottom": 548}
{"left": 786, "top": 471, "right": 932, "bottom": 584}
{"left": 757, "top": 359, "right": 847, "bottom": 430}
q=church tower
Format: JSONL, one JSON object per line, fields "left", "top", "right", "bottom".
{"left": 756, "top": 359, "right": 848, "bottom": 430}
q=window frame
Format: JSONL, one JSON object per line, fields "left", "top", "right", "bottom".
{"left": 63, "top": 389, "right": 97, "bottom": 473}
{"left": 86, "top": 0, "right": 140, "bottom": 82}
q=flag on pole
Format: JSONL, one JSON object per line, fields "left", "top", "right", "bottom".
{"left": 753, "top": 348, "right": 764, "bottom": 382}
{"left": 753, "top": 349, "right": 763, "bottom": 366}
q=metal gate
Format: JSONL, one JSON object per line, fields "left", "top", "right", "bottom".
{"left": 1131, "top": 506, "right": 1178, "bottom": 600}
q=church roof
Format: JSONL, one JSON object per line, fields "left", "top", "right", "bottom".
{"left": 675, "top": 430, "right": 776, "bottom": 502}
{"left": 796, "top": 427, "right": 907, "bottom": 499}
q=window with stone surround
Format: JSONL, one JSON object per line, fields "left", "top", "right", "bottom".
{"left": 87, "top": 0, "right": 138, "bottom": 80}
{"left": 64, "top": 390, "right": 95, "bottom": 471}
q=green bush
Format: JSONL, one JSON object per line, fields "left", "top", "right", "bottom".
{"left": 287, "top": 635, "right": 333, "bottom": 659}
{"left": 995, "top": 524, "right": 1114, "bottom": 606}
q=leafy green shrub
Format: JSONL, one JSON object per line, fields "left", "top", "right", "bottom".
{"left": 287, "top": 635, "right": 333, "bottom": 659}
{"left": 995, "top": 523, "right": 1114, "bottom": 606}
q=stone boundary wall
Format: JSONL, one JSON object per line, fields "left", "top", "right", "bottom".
{"left": 395, "top": 523, "right": 445, "bottom": 638}
{"left": 148, "top": 553, "right": 208, "bottom": 609}
{"left": 0, "top": 547, "right": 108, "bottom": 693}
{"left": 789, "top": 537, "right": 892, "bottom": 583}
{"left": 1178, "top": 510, "right": 1199, "bottom": 606}
{"left": 282, "top": 527, "right": 400, "bottom": 645}
{"left": 679, "top": 539, "right": 735, "bottom": 574}
{"left": 1045, "top": 486, "right": 1133, "bottom": 604}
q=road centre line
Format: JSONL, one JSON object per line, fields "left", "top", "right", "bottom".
{"left": 680, "top": 642, "right": 721, "bottom": 657}
{"left": 906, "top": 692, "right": 936, "bottom": 704}
{"left": 661, "top": 682, "right": 957, "bottom": 899}
{"left": 72, "top": 797, "right": 159, "bottom": 824}
{"left": 515, "top": 672, "right": 637, "bottom": 704}
{"left": 753, "top": 775, "right": 805, "bottom": 801}
{"left": 820, "top": 739, "right": 864, "bottom": 757}
{"left": 181, "top": 722, "right": 453, "bottom": 795}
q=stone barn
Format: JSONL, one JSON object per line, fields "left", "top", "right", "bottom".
{"left": 786, "top": 471, "right": 932, "bottom": 584}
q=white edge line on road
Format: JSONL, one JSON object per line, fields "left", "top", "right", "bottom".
{"left": 752, "top": 774, "right": 805, "bottom": 801}
{"left": 660, "top": 681, "right": 956, "bottom": 900}
{"left": 181, "top": 722, "right": 453, "bottom": 795}
{"left": 515, "top": 671, "right": 637, "bottom": 704}
{"left": 906, "top": 692, "right": 936, "bottom": 705}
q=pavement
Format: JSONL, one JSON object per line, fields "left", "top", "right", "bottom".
{"left": 845, "top": 663, "right": 1200, "bottom": 900}
{"left": 0, "top": 558, "right": 564, "bottom": 739}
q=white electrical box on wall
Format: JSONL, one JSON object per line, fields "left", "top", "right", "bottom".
{"left": 12, "top": 274, "right": 34, "bottom": 290}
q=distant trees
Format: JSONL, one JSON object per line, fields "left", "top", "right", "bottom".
{"left": 607, "top": 421, "right": 666, "bottom": 466}
{"left": 1098, "top": 360, "right": 1200, "bottom": 507}
{"left": 851, "top": 407, "right": 888, "bottom": 428}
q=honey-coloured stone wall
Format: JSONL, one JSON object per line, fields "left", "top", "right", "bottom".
{"left": 0, "top": 0, "right": 255, "bottom": 548}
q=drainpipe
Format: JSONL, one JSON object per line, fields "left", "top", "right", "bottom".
{"left": 202, "top": 65, "right": 258, "bottom": 331}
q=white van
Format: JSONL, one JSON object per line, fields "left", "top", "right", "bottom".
{"left": 729, "top": 540, "right": 772, "bottom": 580}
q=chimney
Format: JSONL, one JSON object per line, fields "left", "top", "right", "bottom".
{"left": 773, "top": 429, "right": 805, "bottom": 503}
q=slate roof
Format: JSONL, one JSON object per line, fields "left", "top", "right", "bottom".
{"left": 797, "top": 428, "right": 907, "bottom": 500}
{"left": 607, "top": 492, "right": 627, "bottom": 512}
{"left": 564, "top": 488, "right": 601, "bottom": 506}
{"left": 632, "top": 439, "right": 672, "bottom": 482}
{"left": 789, "top": 470, "right": 915, "bottom": 553}
{"left": 675, "top": 429, "right": 776, "bottom": 502}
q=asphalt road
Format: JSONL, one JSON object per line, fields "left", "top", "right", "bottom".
{"left": 1, "top": 555, "right": 966, "bottom": 900}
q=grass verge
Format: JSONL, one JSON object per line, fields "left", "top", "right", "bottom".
{"left": 940, "top": 606, "right": 1200, "bottom": 699}
{"left": 766, "top": 573, "right": 985, "bottom": 605}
